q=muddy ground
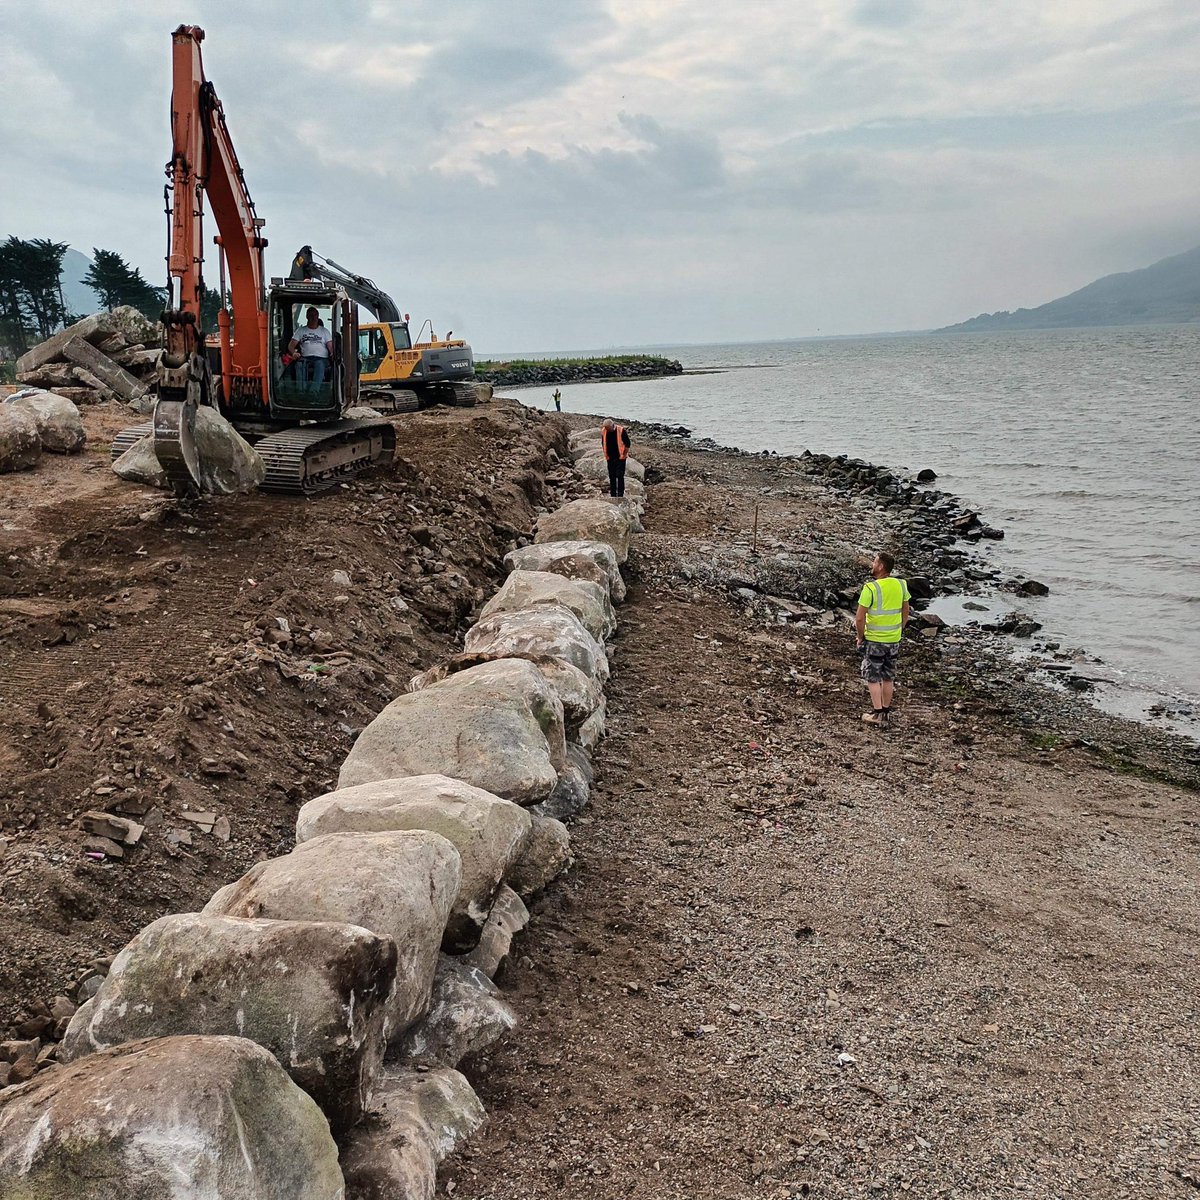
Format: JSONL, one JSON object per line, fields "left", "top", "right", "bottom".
{"left": 3, "top": 398, "right": 1198, "bottom": 1197}
{"left": 0, "top": 396, "right": 578, "bottom": 1029}
{"left": 444, "top": 429, "right": 1200, "bottom": 1199}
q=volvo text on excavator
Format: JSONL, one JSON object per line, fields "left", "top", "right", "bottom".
{"left": 289, "top": 246, "right": 475, "bottom": 407}
{"left": 112, "top": 25, "right": 396, "bottom": 496}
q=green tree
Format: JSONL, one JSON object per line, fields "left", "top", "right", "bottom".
{"left": 0, "top": 236, "right": 70, "bottom": 349}
{"left": 82, "top": 247, "right": 165, "bottom": 320}
{"left": 201, "top": 283, "right": 223, "bottom": 331}
{"left": 0, "top": 238, "right": 30, "bottom": 355}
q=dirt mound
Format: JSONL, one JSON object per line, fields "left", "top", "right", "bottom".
{"left": 0, "top": 398, "right": 570, "bottom": 1031}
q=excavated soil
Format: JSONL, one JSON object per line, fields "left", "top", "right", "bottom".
{"left": 0, "top": 397, "right": 575, "bottom": 1028}
{"left": 444, "top": 433, "right": 1200, "bottom": 1200}
{"left": 4, "top": 400, "right": 1199, "bottom": 1198}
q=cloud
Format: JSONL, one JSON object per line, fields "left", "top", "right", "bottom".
{"left": 1, "top": 0, "right": 1198, "bottom": 348}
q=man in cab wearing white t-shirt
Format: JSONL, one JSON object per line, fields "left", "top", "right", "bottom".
{"left": 288, "top": 307, "right": 334, "bottom": 392}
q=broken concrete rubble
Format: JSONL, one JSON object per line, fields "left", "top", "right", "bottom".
{"left": 15, "top": 307, "right": 162, "bottom": 406}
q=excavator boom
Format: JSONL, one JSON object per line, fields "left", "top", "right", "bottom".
{"left": 290, "top": 246, "right": 401, "bottom": 322}
{"left": 118, "top": 26, "right": 396, "bottom": 497}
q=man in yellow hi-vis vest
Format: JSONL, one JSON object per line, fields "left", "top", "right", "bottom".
{"left": 854, "top": 550, "right": 911, "bottom": 727}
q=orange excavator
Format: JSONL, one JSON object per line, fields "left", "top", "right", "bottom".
{"left": 113, "top": 25, "right": 395, "bottom": 495}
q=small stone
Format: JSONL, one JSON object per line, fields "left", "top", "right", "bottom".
{"left": 1, "top": 1038, "right": 40, "bottom": 1064}
{"left": 179, "top": 811, "right": 217, "bottom": 830}
{"left": 331, "top": 570, "right": 352, "bottom": 587}
{"left": 212, "top": 815, "right": 231, "bottom": 842}
{"left": 82, "top": 836, "right": 124, "bottom": 860}
{"left": 49, "top": 996, "right": 76, "bottom": 1022}
{"left": 8, "top": 1057, "right": 36, "bottom": 1084}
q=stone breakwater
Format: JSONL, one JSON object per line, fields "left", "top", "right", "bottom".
{"left": 475, "top": 357, "right": 683, "bottom": 387}
{"left": 0, "top": 426, "right": 647, "bottom": 1200}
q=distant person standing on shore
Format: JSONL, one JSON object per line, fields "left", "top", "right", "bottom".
{"left": 855, "top": 551, "right": 910, "bottom": 727}
{"left": 601, "top": 418, "right": 631, "bottom": 497}
{"left": 552, "top": 388, "right": 562, "bottom": 412}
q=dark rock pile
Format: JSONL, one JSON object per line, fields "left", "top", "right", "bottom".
{"left": 477, "top": 358, "right": 683, "bottom": 387}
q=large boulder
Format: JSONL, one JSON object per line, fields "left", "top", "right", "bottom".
{"left": 340, "top": 1067, "right": 485, "bottom": 1200}
{"left": 58, "top": 913, "right": 397, "bottom": 1134}
{"left": 111, "top": 433, "right": 167, "bottom": 487}
{"left": 0, "top": 403, "right": 41, "bottom": 473}
{"left": 574, "top": 449, "right": 647, "bottom": 481}
{"left": 205, "top": 830, "right": 460, "bottom": 1036}
{"left": 479, "top": 569, "right": 615, "bottom": 641}
{"left": 6, "top": 390, "right": 86, "bottom": 453}
{"left": 0, "top": 1035, "right": 344, "bottom": 1200}
{"left": 193, "top": 404, "right": 266, "bottom": 493}
{"left": 464, "top": 607, "right": 609, "bottom": 684}
{"left": 15, "top": 311, "right": 117, "bottom": 375}
{"left": 339, "top": 658, "right": 566, "bottom": 806}
{"left": 297, "top": 775, "right": 532, "bottom": 949}
{"left": 506, "top": 539, "right": 626, "bottom": 603}
{"left": 395, "top": 954, "right": 516, "bottom": 1069}
{"left": 409, "top": 651, "right": 602, "bottom": 736}
{"left": 567, "top": 426, "right": 604, "bottom": 451}
{"left": 106, "top": 304, "right": 162, "bottom": 348}
{"left": 535, "top": 497, "right": 636, "bottom": 564}
{"left": 506, "top": 815, "right": 573, "bottom": 898}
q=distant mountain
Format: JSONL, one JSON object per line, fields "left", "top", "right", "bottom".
{"left": 938, "top": 244, "right": 1200, "bottom": 333}
{"left": 62, "top": 248, "right": 100, "bottom": 319}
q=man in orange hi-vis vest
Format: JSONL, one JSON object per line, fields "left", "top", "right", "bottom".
{"left": 600, "top": 418, "right": 631, "bottom": 498}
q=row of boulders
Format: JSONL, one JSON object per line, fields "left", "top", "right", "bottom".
{"left": 0, "top": 431, "right": 647, "bottom": 1199}
{"left": 0, "top": 389, "right": 87, "bottom": 473}
{"left": 14, "top": 306, "right": 160, "bottom": 407}
{"left": 475, "top": 356, "right": 683, "bottom": 387}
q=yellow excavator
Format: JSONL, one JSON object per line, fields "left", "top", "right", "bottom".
{"left": 289, "top": 247, "right": 475, "bottom": 409}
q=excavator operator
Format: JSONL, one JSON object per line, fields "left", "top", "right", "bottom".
{"left": 287, "top": 307, "right": 333, "bottom": 393}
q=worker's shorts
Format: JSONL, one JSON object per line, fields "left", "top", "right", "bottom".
{"left": 860, "top": 641, "right": 900, "bottom": 684}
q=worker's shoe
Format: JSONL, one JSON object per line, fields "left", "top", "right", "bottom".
{"left": 861, "top": 710, "right": 886, "bottom": 726}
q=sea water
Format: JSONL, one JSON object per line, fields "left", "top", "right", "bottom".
{"left": 502, "top": 326, "right": 1200, "bottom": 735}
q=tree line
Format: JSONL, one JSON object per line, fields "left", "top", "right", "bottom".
{"left": 1, "top": 237, "right": 219, "bottom": 358}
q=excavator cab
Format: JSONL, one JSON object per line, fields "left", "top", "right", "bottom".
{"left": 266, "top": 281, "right": 358, "bottom": 420}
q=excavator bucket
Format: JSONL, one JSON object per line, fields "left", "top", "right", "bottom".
{"left": 152, "top": 395, "right": 202, "bottom": 496}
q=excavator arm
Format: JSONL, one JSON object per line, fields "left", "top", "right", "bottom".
{"left": 289, "top": 246, "right": 402, "bottom": 323}
{"left": 157, "top": 24, "right": 269, "bottom": 493}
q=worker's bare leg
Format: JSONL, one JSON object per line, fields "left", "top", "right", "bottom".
{"left": 880, "top": 681, "right": 894, "bottom": 709}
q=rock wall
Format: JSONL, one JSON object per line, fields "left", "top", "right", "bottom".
{"left": 0, "top": 419, "right": 647, "bottom": 1199}
{"left": 476, "top": 357, "right": 683, "bottom": 387}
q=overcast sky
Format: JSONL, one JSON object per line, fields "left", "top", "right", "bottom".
{"left": 2, "top": 0, "right": 1198, "bottom": 353}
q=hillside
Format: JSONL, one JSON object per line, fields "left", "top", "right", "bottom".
{"left": 939, "top": 243, "right": 1200, "bottom": 332}
{"left": 61, "top": 248, "right": 99, "bottom": 318}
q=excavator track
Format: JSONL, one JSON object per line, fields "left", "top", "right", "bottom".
{"left": 256, "top": 419, "right": 396, "bottom": 495}
{"left": 110, "top": 421, "right": 154, "bottom": 462}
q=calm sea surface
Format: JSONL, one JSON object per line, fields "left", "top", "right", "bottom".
{"left": 503, "top": 327, "right": 1200, "bottom": 732}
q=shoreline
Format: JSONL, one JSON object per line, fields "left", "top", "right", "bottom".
{"left": 446, "top": 408, "right": 1200, "bottom": 1198}
{"left": 594, "top": 415, "right": 1200, "bottom": 753}
{"left": 570, "top": 410, "right": 1200, "bottom": 781}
